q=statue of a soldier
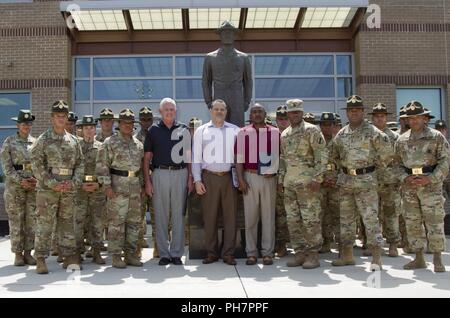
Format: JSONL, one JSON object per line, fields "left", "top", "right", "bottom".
{"left": 202, "top": 21, "right": 253, "bottom": 127}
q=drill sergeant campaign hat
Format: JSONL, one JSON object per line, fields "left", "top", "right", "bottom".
{"left": 139, "top": 106, "right": 153, "bottom": 120}
{"left": 11, "top": 109, "right": 35, "bottom": 123}
{"left": 368, "top": 103, "right": 392, "bottom": 115}
{"left": 51, "top": 100, "right": 69, "bottom": 113}
{"left": 77, "top": 115, "right": 98, "bottom": 127}
{"left": 303, "top": 112, "right": 316, "bottom": 124}
{"left": 68, "top": 111, "right": 78, "bottom": 123}
{"left": 96, "top": 108, "right": 115, "bottom": 121}
{"left": 342, "top": 95, "right": 364, "bottom": 110}
{"left": 400, "top": 101, "right": 430, "bottom": 118}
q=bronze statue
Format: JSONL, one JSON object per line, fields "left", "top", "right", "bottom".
{"left": 202, "top": 21, "right": 253, "bottom": 127}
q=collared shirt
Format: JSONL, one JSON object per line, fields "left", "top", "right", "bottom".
{"left": 192, "top": 120, "right": 239, "bottom": 182}
{"left": 144, "top": 120, "right": 190, "bottom": 168}
{"left": 235, "top": 124, "right": 280, "bottom": 173}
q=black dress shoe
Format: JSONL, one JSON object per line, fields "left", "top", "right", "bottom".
{"left": 172, "top": 257, "right": 183, "bottom": 265}
{"left": 158, "top": 257, "right": 171, "bottom": 266}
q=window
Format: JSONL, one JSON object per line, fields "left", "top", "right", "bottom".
{"left": 73, "top": 54, "right": 354, "bottom": 123}
{"left": 0, "top": 92, "right": 31, "bottom": 183}
{"left": 396, "top": 88, "right": 443, "bottom": 123}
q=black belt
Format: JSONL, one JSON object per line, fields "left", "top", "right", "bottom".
{"left": 154, "top": 165, "right": 186, "bottom": 170}
{"left": 404, "top": 165, "right": 437, "bottom": 175}
{"left": 13, "top": 164, "right": 32, "bottom": 171}
{"left": 110, "top": 168, "right": 140, "bottom": 177}
{"left": 342, "top": 166, "right": 375, "bottom": 176}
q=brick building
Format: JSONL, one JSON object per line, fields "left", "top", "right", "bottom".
{"left": 1, "top": 0, "right": 450, "bottom": 223}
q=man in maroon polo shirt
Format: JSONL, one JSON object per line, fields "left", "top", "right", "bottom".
{"left": 236, "top": 103, "right": 280, "bottom": 265}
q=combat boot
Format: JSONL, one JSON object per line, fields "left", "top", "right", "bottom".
{"left": 302, "top": 252, "right": 320, "bottom": 269}
{"left": 14, "top": 252, "right": 25, "bottom": 266}
{"left": 388, "top": 243, "right": 398, "bottom": 257}
{"left": 286, "top": 251, "right": 306, "bottom": 267}
{"left": 275, "top": 242, "right": 288, "bottom": 257}
{"left": 63, "top": 255, "right": 83, "bottom": 270}
{"left": 319, "top": 240, "right": 331, "bottom": 254}
{"left": 332, "top": 245, "right": 355, "bottom": 266}
{"left": 125, "top": 252, "right": 143, "bottom": 267}
{"left": 370, "top": 246, "right": 382, "bottom": 271}
{"left": 112, "top": 254, "right": 127, "bottom": 269}
{"left": 433, "top": 252, "right": 446, "bottom": 273}
{"left": 403, "top": 249, "right": 426, "bottom": 270}
{"left": 23, "top": 251, "right": 36, "bottom": 265}
{"left": 92, "top": 248, "right": 105, "bottom": 265}
{"left": 36, "top": 257, "right": 48, "bottom": 274}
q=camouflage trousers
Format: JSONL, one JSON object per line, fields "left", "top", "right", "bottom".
{"left": 284, "top": 185, "right": 322, "bottom": 253}
{"left": 275, "top": 189, "right": 290, "bottom": 245}
{"left": 139, "top": 194, "right": 154, "bottom": 244}
{"left": 339, "top": 186, "right": 383, "bottom": 248}
{"left": 378, "top": 183, "right": 401, "bottom": 244}
{"left": 4, "top": 184, "right": 36, "bottom": 253}
{"left": 320, "top": 186, "right": 340, "bottom": 244}
{"left": 107, "top": 192, "right": 141, "bottom": 255}
{"left": 34, "top": 190, "right": 77, "bottom": 258}
{"left": 402, "top": 183, "right": 446, "bottom": 252}
{"left": 75, "top": 188, "right": 106, "bottom": 253}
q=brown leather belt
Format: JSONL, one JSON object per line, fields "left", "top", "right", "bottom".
{"left": 202, "top": 169, "right": 230, "bottom": 177}
{"left": 245, "top": 169, "right": 276, "bottom": 177}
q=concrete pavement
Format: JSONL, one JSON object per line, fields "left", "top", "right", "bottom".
{"left": 0, "top": 237, "right": 449, "bottom": 298}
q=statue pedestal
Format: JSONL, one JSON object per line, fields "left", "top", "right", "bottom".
{"left": 188, "top": 192, "right": 247, "bottom": 259}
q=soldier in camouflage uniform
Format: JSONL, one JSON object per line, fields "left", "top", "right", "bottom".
{"left": 95, "top": 108, "right": 116, "bottom": 251}
{"left": 274, "top": 105, "right": 290, "bottom": 257}
{"left": 397, "top": 106, "right": 412, "bottom": 252}
{"left": 51, "top": 111, "right": 79, "bottom": 257}
{"left": 0, "top": 110, "right": 37, "bottom": 266}
{"left": 96, "top": 108, "right": 144, "bottom": 268}
{"left": 395, "top": 101, "right": 448, "bottom": 272}
{"left": 134, "top": 107, "right": 154, "bottom": 257}
{"left": 279, "top": 99, "right": 328, "bottom": 269}
{"left": 95, "top": 108, "right": 115, "bottom": 142}
{"left": 330, "top": 95, "right": 393, "bottom": 271}
{"left": 31, "top": 100, "right": 84, "bottom": 274}
{"left": 318, "top": 112, "right": 340, "bottom": 253}
{"left": 74, "top": 116, "right": 106, "bottom": 265}
{"left": 370, "top": 103, "right": 401, "bottom": 257}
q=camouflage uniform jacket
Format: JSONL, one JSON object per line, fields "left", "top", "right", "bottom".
{"left": 79, "top": 139, "right": 102, "bottom": 177}
{"left": 331, "top": 120, "right": 393, "bottom": 189}
{"left": 0, "top": 133, "right": 36, "bottom": 186}
{"left": 377, "top": 127, "right": 400, "bottom": 185}
{"left": 96, "top": 132, "right": 144, "bottom": 193}
{"left": 394, "top": 126, "right": 449, "bottom": 185}
{"left": 30, "top": 128, "right": 84, "bottom": 190}
{"left": 134, "top": 129, "right": 147, "bottom": 144}
{"left": 279, "top": 120, "right": 328, "bottom": 187}
{"left": 95, "top": 131, "right": 115, "bottom": 143}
